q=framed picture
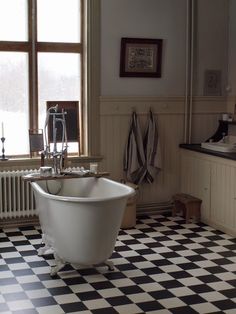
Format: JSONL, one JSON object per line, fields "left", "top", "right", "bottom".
{"left": 119, "top": 37, "right": 163, "bottom": 77}
{"left": 204, "top": 70, "right": 222, "bottom": 96}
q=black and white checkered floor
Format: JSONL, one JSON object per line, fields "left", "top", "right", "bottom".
{"left": 1, "top": 214, "right": 236, "bottom": 314}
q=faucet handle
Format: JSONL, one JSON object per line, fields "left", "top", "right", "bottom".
{"left": 222, "top": 132, "right": 227, "bottom": 143}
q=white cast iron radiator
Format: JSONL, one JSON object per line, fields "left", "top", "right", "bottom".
{"left": 0, "top": 170, "right": 38, "bottom": 219}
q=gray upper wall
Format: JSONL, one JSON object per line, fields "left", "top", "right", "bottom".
{"left": 228, "top": 0, "right": 236, "bottom": 95}
{"left": 101, "top": 0, "right": 230, "bottom": 97}
{"left": 194, "top": 0, "right": 228, "bottom": 96}
{"left": 101, "top": 0, "right": 187, "bottom": 96}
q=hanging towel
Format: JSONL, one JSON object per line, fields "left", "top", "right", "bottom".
{"left": 123, "top": 112, "right": 146, "bottom": 184}
{"left": 143, "top": 110, "right": 162, "bottom": 183}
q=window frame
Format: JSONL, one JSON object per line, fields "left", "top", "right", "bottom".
{"left": 0, "top": 0, "right": 85, "bottom": 157}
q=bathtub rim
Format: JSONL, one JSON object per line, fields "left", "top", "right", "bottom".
{"left": 31, "top": 177, "right": 135, "bottom": 203}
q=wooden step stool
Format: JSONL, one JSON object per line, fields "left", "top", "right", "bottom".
{"left": 172, "top": 193, "right": 202, "bottom": 223}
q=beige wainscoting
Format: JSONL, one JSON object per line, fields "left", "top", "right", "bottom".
{"left": 99, "top": 96, "right": 226, "bottom": 212}
{"left": 226, "top": 95, "right": 236, "bottom": 115}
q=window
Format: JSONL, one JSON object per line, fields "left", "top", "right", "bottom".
{"left": 0, "top": 0, "right": 82, "bottom": 156}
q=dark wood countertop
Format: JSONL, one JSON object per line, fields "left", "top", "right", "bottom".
{"left": 179, "top": 144, "right": 236, "bottom": 161}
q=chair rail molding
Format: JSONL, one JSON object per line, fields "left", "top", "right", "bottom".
{"left": 100, "top": 95, "right": 227, "bottom": 116}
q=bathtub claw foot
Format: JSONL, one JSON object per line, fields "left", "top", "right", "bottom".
{"left": 105, "top": 260, "right": 114, "bottom": 271}
{"left": 41, "top": 233, "right": 46, "bottom": 245}
{"left": 38, "top": 246, "right": 47, "bottom": 256}
{"left": 38, "top": 244, "right": 54, "bottom": 256}
{"left": 50, "top": 265, "right": 63, "bottom": 277}
{"left": 38, "top": 233, "right": 54, "bottom": 256}
{"left": 50, "top": 254, "right": 66, "bottom": 277}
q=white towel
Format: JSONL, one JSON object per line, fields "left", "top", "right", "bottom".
{"left": 123, "top": 112, "right": 146, "bottom": 184}
{"left": 143, "top": 110, "right": 162, "bottom": 183}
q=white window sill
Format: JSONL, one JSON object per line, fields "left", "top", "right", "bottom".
{"left": 0, "top": 155, "right": 103, "bottom": 171}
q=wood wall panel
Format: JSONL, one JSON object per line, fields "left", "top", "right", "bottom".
{"left": 100, "top": 96, "right": 226, "bottom": 208}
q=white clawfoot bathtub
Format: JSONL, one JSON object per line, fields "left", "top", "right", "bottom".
{"left": 31, "top": 177, "right": 134, "bottom": 276}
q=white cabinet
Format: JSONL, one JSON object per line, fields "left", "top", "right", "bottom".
{"left": 180, "top": 152, "right": 211, "bottom": 221}
{"left": 210, "top": 162, "right": 236, "bottom": 231}
{"left": 180, "top": 149, "right": 236, "bottom": 236}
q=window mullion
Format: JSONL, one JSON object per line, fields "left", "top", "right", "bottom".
{"left": 0, "top": 42, "right": 30, "bottom": 51}
{"left": 36, "top": 42, "right": 82, "bottom": 53}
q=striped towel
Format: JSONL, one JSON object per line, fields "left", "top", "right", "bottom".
{"left": 123, "top": 112, "right": 146, "bottom": 184}
{"left": 143, "top": 110, "right": 162, "bottom": 183}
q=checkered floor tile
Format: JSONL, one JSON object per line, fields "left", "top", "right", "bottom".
{"left": 1, "top": 214, "right": 236, "bottom": 313}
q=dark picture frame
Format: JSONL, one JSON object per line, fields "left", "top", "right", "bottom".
{"left": 119, "top": 37, "right": 163, "bottom": 77}
{"left": 204, "top": 70, "right": 222, "bottom": 96}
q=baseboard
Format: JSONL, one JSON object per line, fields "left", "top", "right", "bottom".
{"left": 137, "top": 201, "right": 173, "bottom": 216}
{"left": 0, "top": 216, "right": 40, "bottom": 229}
{"left": 201, "top": 217, "right": 236, "bottom": 237}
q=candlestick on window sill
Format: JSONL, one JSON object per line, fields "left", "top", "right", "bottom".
{"left": 1, "top": 137, "right": 8, "bottom": 161}
{"left": 1, "top": 122, "right": 4, "bottom": 138}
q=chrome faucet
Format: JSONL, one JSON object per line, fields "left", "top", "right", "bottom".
{"left": 222, "top": 132, "right": 226, "bottom": 143}
{"left": 43, "top": 105, "right": 68, "bottom": 175}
